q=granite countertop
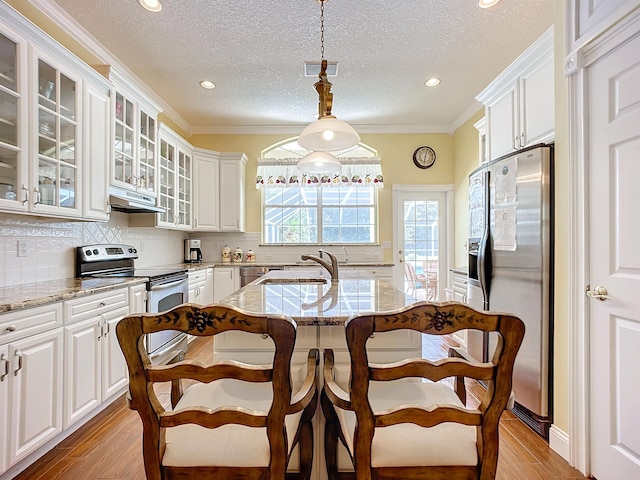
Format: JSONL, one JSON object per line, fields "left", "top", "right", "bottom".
{"left": 0, "top": 277, "right": 147, "bottom": 314}
{"left": 219, "top": 269, "right": 416, "bottom": 326}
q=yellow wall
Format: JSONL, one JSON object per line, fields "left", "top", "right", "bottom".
{"left": 452, "top": 109, "right": 485, "bottom": 268}
{"left": 191, "top": 133, "right": 455, "bottom": 262}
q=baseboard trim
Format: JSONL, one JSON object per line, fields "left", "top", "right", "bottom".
{"left": 549, "top": 424, "right": 570, "bottom": 462}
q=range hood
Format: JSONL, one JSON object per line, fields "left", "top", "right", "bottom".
{"left": 108, "top": 186, "right": 165, "bottom": 214}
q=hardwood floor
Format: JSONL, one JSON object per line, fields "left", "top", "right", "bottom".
{"left": 13, "top": 336, "right": 590, "bottom": 480}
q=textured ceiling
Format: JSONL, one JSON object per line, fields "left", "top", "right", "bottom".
{"left": 50, "top": 0, "right": 554, "bottom": 133}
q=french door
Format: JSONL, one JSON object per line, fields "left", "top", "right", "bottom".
{"left": 392, "top": 185, "right": 453, "bottom": 301}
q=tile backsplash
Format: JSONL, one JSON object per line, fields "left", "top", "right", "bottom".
{"left": 0, "top": 212, "right": 186, "bottom": 287}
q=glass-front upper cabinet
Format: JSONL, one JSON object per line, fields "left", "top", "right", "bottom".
{"left": 113, "top": 90, "right": 157, "bottom": 196}
{"left": 0, "top": 28, "right": 27, "bottom": 211}
{"left": 156, "top": 124, "right": 191, "bottom": 230}
{"left": 34, "top": 56, "right": 79, "bottom": 214}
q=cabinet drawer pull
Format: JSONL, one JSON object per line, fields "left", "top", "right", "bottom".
{"left": 5, "top": 325, "right": 17, "bottom": 333}
{"left": 99, "top": 301, "right": 107, "bottom": 307}
{"left": 1, "top": 353, "right": 8, "bottom": 381}
{"left": 261, "top": 333, "right": 269, "bottom": 339}
{"left": 14, "top": 351, "right": 23, "bottom": 375}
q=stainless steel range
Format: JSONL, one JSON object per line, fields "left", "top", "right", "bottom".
{"left": 76, "top": 243, "right": 189, "bottom": 365}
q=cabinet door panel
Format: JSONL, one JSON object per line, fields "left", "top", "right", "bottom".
{"left": 83, "top": 82, "right": 110, "bottom": 220}
{"left": 0, "top": 344, "right": 8, "bottom": 475}
{"left": 520, "top": 55, "right": 554, "bottom": 147}
{"left": 64, "top": 318, "right": 101, "bottom": 427}
{"left": 9, "top": 328, "right": 63, "bottom": 465}
{"left": 487, "top": 83, "right": 518, "bottom": 160}
{"left": 101, "top": 306, "right": 129, "bottom": 399}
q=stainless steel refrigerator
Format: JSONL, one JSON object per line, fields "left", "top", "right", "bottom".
{"left": 466, "top": 144, "right": 553, "bottom": 438}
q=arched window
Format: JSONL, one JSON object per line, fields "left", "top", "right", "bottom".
{"left": 257, "top": 139, "right": 383, "bottom": 245}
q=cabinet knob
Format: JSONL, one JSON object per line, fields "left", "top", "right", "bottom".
{"left": 5, "top": 325, "right": 17, "bottom": 333}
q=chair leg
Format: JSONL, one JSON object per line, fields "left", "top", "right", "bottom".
{"left": 297, "top": 391, "right": 317, "bottom": 480}
{"left": 321, "top": 388, "right": 340, "bottom": 480}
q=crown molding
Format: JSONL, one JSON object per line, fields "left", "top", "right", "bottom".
{"left": 449, "top": 101, "right": 484, "bottom": 134}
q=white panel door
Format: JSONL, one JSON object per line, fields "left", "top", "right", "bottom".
{"left": 9, "top": 328, "right": 63, "bottom": 465}
{"left": 587, "top": 30, "right": 640, "bottom": 480}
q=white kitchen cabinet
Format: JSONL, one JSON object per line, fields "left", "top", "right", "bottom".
{"left": 219, "top": 153, "right": 247, "bottom": 232}
{"left": 213, "top": 267, "right": 240, "bottom": 302}
{"left": 476, "top": 27, "right": 554, "bottom": 161}
{"left": 0, "top": 4, "right": 113, "bottom": 221}
{"left": 192, "top": 148, "right": 219, "bottom": 231}
{"left": 63, "top": 288, "right": 129, "bottom": 428}
{"left": 129, "top": 282, "right": 147, "bottom": 314}
{"left": 448, "top": 270, "right": 468, "bottom": 348}
{"left": 157, "top": 125, "right": 192, "bottom": 230}
{"left": 1, "top": 302, "right": 64, "bottom": 469}
{"left": 82, "top": 77, "right": 111, "bottom": 221}
{"left": 110, "top": 77, "right": 160, "bottom": 198}
{"left": 189, "top": 267, "right": 214, "bottom": 305}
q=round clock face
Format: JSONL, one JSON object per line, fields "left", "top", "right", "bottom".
{"left": 413, "top": 146, "right": 436, "bottom": 169}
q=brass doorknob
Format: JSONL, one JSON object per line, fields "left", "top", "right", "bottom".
{"left": 586, "top": 285, "right": 610, "bottom": 301}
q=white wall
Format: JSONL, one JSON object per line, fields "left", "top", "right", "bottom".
{"left": 0, "top": 212, "right": 186, "bottom": 287}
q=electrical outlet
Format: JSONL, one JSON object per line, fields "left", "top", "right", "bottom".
{"left": 17, "top": 240, "right": 27, "bottom": 257}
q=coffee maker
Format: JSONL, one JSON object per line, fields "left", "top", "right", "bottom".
{"left": 184, "top": 239, "right": 203, "bottom": 263}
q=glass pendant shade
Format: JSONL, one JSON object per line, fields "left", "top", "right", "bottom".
{"left": 297, "top": 116, "right": 361, "bottom": 152}
{"left": 297, "top": 151, "right": 342, "bottom": 173}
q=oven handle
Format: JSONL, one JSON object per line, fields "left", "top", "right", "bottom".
{"left": 149, "top": 334, "right": 186, "bottom": 360}
{"left": 149, "top": 278, "right": 187, "bottom": 291}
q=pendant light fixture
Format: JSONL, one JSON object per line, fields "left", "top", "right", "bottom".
{"left": 297, "top": 0, "right": 360, "bottom": 164}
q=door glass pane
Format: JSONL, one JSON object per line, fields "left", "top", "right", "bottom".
{"left": 115, "top": 92, "right": 124, "bottom": 122}
{"left": 0, "top": 33, "right": 17, "bottom": 92}
{"left": 59, "top": 73, "right": 75, "bottom": 120}
{"left": 0, "top": 146, "right": 18, "bottom": 199}
{"left": 59, "top": 164, "right": 75, "bottom": 208}
{"left": 38, "top": 159, "right": 57, "bottom": 206}
{"left": 38, "top": 109, "right": 57, "bottom": 158}
{"left": 60, "top": 119, "right": 75, "bottom": 165}
{"left": 403, "top": 199, "right": 439, "bottom": 300}
{"left": 0, "top": 89, "right": 17, "bottom": 145}
{"left": 38, "top": 60, "right": 56, "bottom": 107}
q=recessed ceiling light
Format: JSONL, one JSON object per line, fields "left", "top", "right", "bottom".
{"left": 425, "top": 77, "right": 441, "bottom": 87}
{"left": 138, "top": 0, "right": 162, "bottom": 12}
{"left": 478, "top": 0, "right": 501, "bottom": 8}
{"left": 199, "top": 80, "right": 216, "bottom": 90}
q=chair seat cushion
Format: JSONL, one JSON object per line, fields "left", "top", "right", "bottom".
{"left": 162, "top": 379, "right": 301, "bottom": 467}
{"left": 335, "top": 381, "right": 478, "bottom": 467}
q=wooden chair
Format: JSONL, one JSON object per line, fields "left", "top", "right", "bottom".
{"left": 404, "top": 262, "right": 428, "bottom": 296}
{"left": 321, "top": 301, "right": 525, "bottom": 480}
{"left": 117, "top": 304, "right": 319, "bottom": 480}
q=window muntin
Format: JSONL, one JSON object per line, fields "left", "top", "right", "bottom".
{"left": 263, "top": 184, "right": 377, "bottom": 245}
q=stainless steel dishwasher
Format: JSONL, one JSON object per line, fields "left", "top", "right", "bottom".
{"left": 239, "top": 266, "right": 284, "bottom": 286}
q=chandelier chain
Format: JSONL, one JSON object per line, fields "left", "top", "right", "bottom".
{"left": 320, "top": 0, "right": 325, "bottom": 60}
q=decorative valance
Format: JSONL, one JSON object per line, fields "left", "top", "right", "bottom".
{"left": 256, "top": 157, "right": 384, "bottom": 188}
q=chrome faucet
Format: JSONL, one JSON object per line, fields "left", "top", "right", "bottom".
{"left": 341, "top": 246, "right": 349, "bottom": 264}
{"left": 301, "top": 249, "right": 339, "bottom": 281}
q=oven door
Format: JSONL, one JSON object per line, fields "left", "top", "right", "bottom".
{"left": 145, "top": 276, "right": 189, "bottom": 359}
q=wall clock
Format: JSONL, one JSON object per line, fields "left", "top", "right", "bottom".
{"left": 413, "top": 146, "right": 436, "bottom": 169}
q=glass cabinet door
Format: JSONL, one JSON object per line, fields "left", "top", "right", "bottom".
{"left": 0, "top": 31, "right": 24, "bottom": 206}
{"left": 36, "top": 58, "right": 77, "bottom": 210}
{"left": 159, "top": 139, "right": 175, "bottom": 225}
{"left": 114, "top": 92, "right": 134, "bottom": 186}
{"left": 177, "top": 149, "right": 191, "bottom": 226}
{"left": 138, "top": 110, "right": 156, "bottom": 194}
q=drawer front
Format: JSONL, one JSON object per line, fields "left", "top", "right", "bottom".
{"left": 452, "top": 273, "right": 468, "bottom": 291}
{"left": 0, "top": 303, "right": 63, "bottom": 344}
{"left": 215, "top": 325, "right": 316, "bottom": 351}
{"left": 319, "top": 325, "right": 421, "bottom": 350}
{"left": 188, "top": 270, "right": 206, "bottom": 284}
{"left": 64, "top": 289, "right": 129, "bottom": 325}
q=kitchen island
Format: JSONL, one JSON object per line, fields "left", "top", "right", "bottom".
{"left": 215, "top": 268, "right": 422, "bottom": 480}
